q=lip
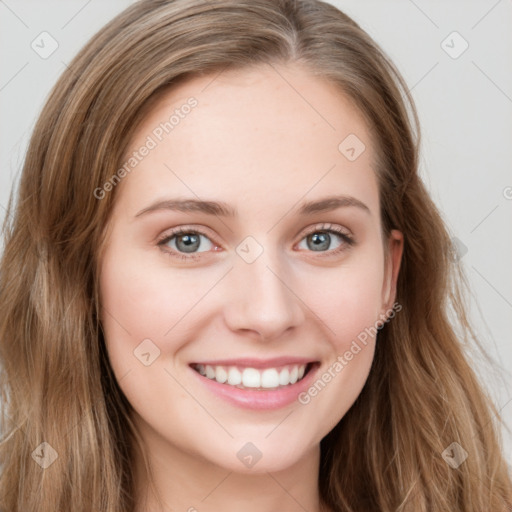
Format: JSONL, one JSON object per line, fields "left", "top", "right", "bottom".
{"left": 189, "top": 356, "right": 314, "bottom": 369}
{"left": 189, "top": 360, "right": 321, "bottom": 410}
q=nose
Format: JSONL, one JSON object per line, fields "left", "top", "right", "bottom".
{"left": 222, "top": 249, "right": 305, "bottom": 341}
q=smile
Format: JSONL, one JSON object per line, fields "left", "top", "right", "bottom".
{"left": 191, "top": 363, "right": 309, "bottom": 390}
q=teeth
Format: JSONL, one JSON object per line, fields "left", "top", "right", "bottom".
{"left": 278, "top": 367, "right": 289, "bottom": 386}
{"left": 205, "top": 365, "right": 215, "bottom": 379}
{"left": 289, "top": 366, "right": 298, "bottom": 384}
{"left": 227, "top": 367, "right": 242, "bottom": 386}
{"left": 215, "top": 366, "right": 228, "bottom": 384}
{"left": 261, "top": 369, "right": 279, "bottom": 388}
{"left": 242, "top": 368, "right": 260, "bottom": 388}
{"left": 194, "top": 363, "right": 308, "bottom": 389}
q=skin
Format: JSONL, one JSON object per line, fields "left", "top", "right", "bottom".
{"left": 98, "top": 62, "right": 403, "bottom": 512}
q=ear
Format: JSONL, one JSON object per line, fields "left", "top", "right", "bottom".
{"left": 380, "top": 229, "right": 403, "bottom": 315}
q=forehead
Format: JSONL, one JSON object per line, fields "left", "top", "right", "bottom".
{"left": 114, "top": 63, "right": 379, "bottom": 219}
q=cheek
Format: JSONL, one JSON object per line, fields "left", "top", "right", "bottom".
{"left": 98, "top": 243, "right": 201, "bottom": 422}
{"left": 293, "top": 252, "right": 384, "bottom": 420}
{"left": 297, "top": 251, "right": 385, "bottom": 347}
{"left": 99, "top": 238, "right": 206, "bottom": 345}
{"left": 98, "top": 241, "right": 177, "bottom": 373}
{"left": 98, "top": 237, "right": 233, "bottom": 412}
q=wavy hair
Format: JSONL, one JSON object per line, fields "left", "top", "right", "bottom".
{"left": 0, "top": 0, "right": 511, "bottom": 510}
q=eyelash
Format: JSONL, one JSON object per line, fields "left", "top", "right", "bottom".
{"left": 156, "top": 223, "right": 355, "bottom": 262}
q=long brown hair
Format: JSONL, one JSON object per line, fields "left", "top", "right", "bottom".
{"left": 1, "top": 0, "right": 511, "bottom": 510}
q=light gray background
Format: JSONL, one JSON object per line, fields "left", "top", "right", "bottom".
{"left": 1, "top": 0, "right": 511, "bottom": 464}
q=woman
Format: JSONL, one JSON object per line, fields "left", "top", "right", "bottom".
{"left": 0, "top": 0, "right": 510, "bottom": 510}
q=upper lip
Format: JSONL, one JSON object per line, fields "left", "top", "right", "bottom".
{"left": 189, "top": 357, "right": 318, "bottom": 369}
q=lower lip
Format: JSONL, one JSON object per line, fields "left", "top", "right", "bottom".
{"left": 190, "top": 364, "right": 320, "bottom": 410}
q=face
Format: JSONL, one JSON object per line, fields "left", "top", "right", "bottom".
{"left": 98, "top": 63, "right": 403, "bottom": 475}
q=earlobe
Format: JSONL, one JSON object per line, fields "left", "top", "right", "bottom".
{"left": 381, "top": 229, "right": 404, "bottom": 314}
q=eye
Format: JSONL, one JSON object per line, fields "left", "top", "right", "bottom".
{"left": 157, "top": 226, "right": 218, "bottom": 261}
{"left": 296, "top": 223, "right": 354, "bottom": 256}
{"left": 157, "top": 223, "right": 354, "bottom": 261}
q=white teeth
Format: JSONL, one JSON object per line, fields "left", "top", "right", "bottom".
{"left": 278, "top": 367, "right": 290, "bottom": 386}
{"left": 215, "top": 366, "right": 228, "bottom": 384}
{"left": 261, "top": 368, "right": 280, "bottom": 388}
{"left": 205, "top": 365, "right": 215, "bottom": 379}
{"left": 194, "top": 363, "right": 308, "bottom": 389}
{"left": 227, "top": 367, "right": 242, "bottom": 386}
{"left": 242, "top": 368, "right": 261, "bottom": 388}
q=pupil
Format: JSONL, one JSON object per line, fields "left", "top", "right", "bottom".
{"left": 177, "top": 233, "right": 199, "bottom": 253}
{"left": 310, "top": 232, "right": 329, "bottom": 251}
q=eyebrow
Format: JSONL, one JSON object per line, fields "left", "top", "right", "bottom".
{"left": 134, "top": 194, "right": 371, "bottom": 218}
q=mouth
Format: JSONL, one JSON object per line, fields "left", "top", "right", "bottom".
{"left": 190, "top": 361, "right": 317, "bottom": 391}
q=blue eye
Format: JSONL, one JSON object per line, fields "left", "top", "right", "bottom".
{"left": 297, "top": 225, "right": 354, "bottom": 253}
{"left": 157, "top": 223, "right": 354, "bottom": 261}
{"left": 157, "top": 227, "right": 215, "bottom": 261}
{"left": 162, "top": 230, "right": 212, "bottom": 253}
